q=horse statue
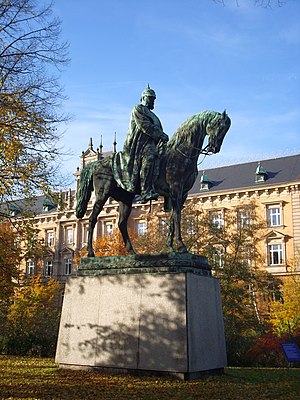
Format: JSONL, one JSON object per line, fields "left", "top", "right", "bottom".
{"left": 76, "top": 110, "right": 231, "bottom": 257}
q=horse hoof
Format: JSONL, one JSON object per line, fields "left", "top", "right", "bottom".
{"left": 178, "top": 245, "right": 188, "bottom": 253}
{"left": 167, "top": 246, "right": 176, "bottom": 255}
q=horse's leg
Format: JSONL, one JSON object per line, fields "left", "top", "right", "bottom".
{"left": 167, "top": 211, "right": 175, "bottom": 252}
{"left": 173, "top": 205, "right": 188, "bottom": 253}
{"left": 87, "top": 172, "right": 113, "bottom": 257}
{"left": 118, "top": 195, "right": 135, "bottom": 254}
{"left": 87, "top": 195, "right": 108, "bottom": 257}
{"left": 168, "top": 189, "right": 188, "bottom": 253}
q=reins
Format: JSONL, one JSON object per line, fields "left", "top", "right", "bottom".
{"left": 176, "top": 143, "right": 211, "bottom": 159}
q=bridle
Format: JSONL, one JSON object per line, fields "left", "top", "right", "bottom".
{"left": 176, "top": 143, "right": 214, "bottom": 159}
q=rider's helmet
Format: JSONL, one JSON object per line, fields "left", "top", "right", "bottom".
{"left": 141, "top": 84, "right": 156, "bottom": 99}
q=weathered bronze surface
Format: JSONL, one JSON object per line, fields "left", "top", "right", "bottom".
{"left": 76, "top": 86, "right": 231, "bottom": 257}
{"left": 78, "top": 252, "right": 212, "bottom": 277}
{"left": 113, "top": 85, "right": 169, "bottom": 204}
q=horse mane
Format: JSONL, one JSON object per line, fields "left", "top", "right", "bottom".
{"left": 167, "top": 110, "right": 219, "bottom": 150}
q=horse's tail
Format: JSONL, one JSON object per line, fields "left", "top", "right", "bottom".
{"left": 76, "top": 161, "right": 98, "bottom": 218}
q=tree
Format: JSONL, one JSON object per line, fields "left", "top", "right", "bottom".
{"left": 268, "top": 275, "right": 300, "bottom": 337}
{"left": 4, "top": 275, "right": 60, "bottom": 356}
{"left": 134, "top": 210, "right": 169, "bottom": 255}
{"left": 0, "top": 0, "right": 69, "bottom": 203}
{"left": 74, "top": 229, "right": 136, "bottom": 264}
{"left": 0, "top": 222, "right": 22, "bottom": 303}
{"left": 0, "top": 218, "right": 46, "bottom": 299}
{"left": 0, "top": 221, "right": 22, "bottom": 348}
{"left": 0, "top": 219, "right": 47, "bottom": 354}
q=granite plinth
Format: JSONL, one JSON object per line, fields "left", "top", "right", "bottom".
{"left": 56, "top": 253, "right": 226, "bottom": 380}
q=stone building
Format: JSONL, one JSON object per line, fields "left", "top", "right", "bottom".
{"left": 10, "top": 140, "right": 300, "bottom": 294}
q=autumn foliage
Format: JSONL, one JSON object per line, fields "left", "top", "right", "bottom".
{"left": 2, "top": 275, "right": 61, "bottom": 357}
{"left": 74, "top": 229, "right": 138, "bottom": 265}
{"left": 268, "top": 275, "right": 300, "bottom": 337}
{"left": 0, "top": 0, "right": 69, "bottom": 203}
{"left": 0, "top": 222, "right": 22, "bottom": 302}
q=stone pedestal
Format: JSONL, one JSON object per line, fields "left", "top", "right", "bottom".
{"left": 55, "top": 253, "right": 227, "bottom": 380}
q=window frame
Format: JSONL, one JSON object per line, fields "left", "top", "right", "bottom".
{"left": 26, "top": 259, "right": 35, "bottom": 276}
{"left": 210, "top": 210, "right": 224, "bottom": 230}
{"left": 46, "top": 230, "right": 55, "bottom": 247}
{"left": 212, "top": 248, "right": 223, "bottom": 269}
{"left": 66, "top": 227, "right": 73, "bottom": 245}
{"left": 137, "top": 220, "right": 147, "bottom": 236}
{"left": 268, "top": 243, "right": 284, "bottom": 265}
{"left": 64, "top": 258, "right": 72, "bottom": 275}
{"left": 237, "top": 208, "right": 251, "bottom": 230}
{"left": 104, "top": 222, "right": 114, "bottom": 236}
{"left": 44, "top": 260, "right": 53, "bottom": 276}
{"left": 266, "top": 203, "right": 283, "bottom": 227}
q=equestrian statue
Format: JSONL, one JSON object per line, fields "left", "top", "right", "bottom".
{"left": 76, "top": 86, "right": 231, "bottom": 257}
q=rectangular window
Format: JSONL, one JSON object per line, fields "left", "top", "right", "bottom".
{"left": 211, "top": 211, "right": 224, "bottom": 229}
{"left": 105, "top": 223, "right": 113, "bottom": 236}
{"left": 267, "top": 205, "right": 282, "bottom": 227}
{"left": 184, "top": 217, "right": 196, "bottom": 235}
{"left": 64, "top": 258, "right": 72, "bottom": 275}
{"left": 46, "top": 231, "right": 54, "bottom": 247}
{"left": 44, "top": 260, "right": 53, "bottom": 276}
{"left": 159, "top": 219, "right": 168, "bottom": 235}
{"left": 137, "top": 221, "right": 147, "bottom": 236}
{"left": 66, "top": 228, "right": 73, "bottom": 245}
{"left": 212, "top": 249, "right": 223, "bottom": 268}
{"left": 237, "top": 209, "right": 250, "bottom": 229}
{"left": 268, "top": 244, "right": 283, "bottom": 265}
{"left": 26, "top": 260, "right": 35, "bottom": 276}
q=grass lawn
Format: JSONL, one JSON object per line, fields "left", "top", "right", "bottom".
{"left": 0, "top": 355, "right": 299, "bottom": 400}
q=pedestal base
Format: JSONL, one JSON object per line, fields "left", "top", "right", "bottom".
{"left": 55, "top": 254, "right": 227, "bottom": 380}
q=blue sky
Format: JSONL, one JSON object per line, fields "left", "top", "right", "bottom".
{"left": 53, "top": 0, "right": 300, "bottom": 179}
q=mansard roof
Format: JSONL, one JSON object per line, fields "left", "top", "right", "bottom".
{"left": 3, "top": 154, "right": 299, "bottom": 217}
{"left": 189, "top": 154, "right": 300, "bottom": 195}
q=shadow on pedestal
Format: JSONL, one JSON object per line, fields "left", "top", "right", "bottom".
{"left": 55, "top": 253, "right": 227, "bottom": 380}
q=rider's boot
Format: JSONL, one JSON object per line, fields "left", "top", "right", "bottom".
{"left": 140, "top": 162, "right": 159, "bottom": 204}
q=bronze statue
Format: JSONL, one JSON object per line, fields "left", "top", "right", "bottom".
{"left": 113, "top": 85, "right": 169, "bottom": 203}
{"left": 76, "top": 87, "right": 231, "bottom": 257}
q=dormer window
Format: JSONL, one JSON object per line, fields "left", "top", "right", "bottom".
{"left": 8, "top": 203, "right": 21, "bottom": 217}
{"left": 255, "top": 162, "right": 268, "bottom": 183}
{"left": 200, "top": 172, "right": 213, "bottom": 191}
{"left": 43, "top": 198, "right": 56, "bottom": 212}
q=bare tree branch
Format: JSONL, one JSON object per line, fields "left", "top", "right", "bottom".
{"left": 213, "top": 0, "right": 288, "bottom": 7}
{"left": 0, "top": 0, "right": 70, "bottom": 204}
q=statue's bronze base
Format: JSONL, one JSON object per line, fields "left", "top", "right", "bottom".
{"left": 78, "top": 252, "right": 211, "bottom": 277}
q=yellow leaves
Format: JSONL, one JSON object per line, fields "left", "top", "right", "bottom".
{"left": 7, "top": 275, "right": 60, "bottom": 329}
{"left": 74, "top": 230, "right": 135, "bottom": 263}
{"left": 0, "top": 91, "right": 61, "bottom": 200}
{"left": 268, "top": 276, "right": 300, "bottom": 336}
{"left": 94, "top": 230, "right": 133, "bottom": 256}
{"left": 0, "top": 222, "right": 22, "bottom": 300}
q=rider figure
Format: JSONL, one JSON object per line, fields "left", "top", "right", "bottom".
{"left": 122, "top": 85, "right": 169, "bottom": 203}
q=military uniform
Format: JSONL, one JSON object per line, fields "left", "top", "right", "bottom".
{"left": 112, "top": 86, "right": 168, "bottom": 203}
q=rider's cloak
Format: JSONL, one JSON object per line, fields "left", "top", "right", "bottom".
{"left": 112, "top": 103, "right": 164, "bottom": 194}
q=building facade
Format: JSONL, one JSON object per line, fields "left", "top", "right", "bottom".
{"left": 11, "top": 140, "right": 300, "bottom": 289}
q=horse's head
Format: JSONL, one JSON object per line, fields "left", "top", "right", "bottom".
{"left": 206, "top": 110, "right": 231, "bottom": 154}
